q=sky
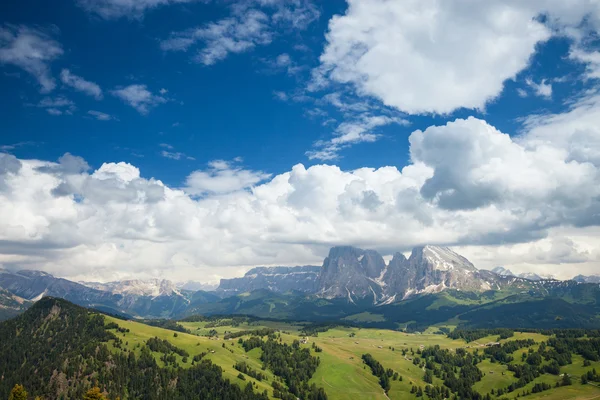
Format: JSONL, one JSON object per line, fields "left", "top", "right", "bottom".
{"left": 1, "top": 0, "right": 600, "bottom": 284}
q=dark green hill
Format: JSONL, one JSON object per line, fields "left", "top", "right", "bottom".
{"left": 0, "top": 297, "right": 269, "bottom": 400}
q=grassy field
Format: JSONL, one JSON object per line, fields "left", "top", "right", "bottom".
{"left": 104, "top": 316, "right": 600, "bottom": 400}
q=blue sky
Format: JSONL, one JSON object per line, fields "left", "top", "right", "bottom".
{"left": 1, "top": 0, "right": 600, "bottom": 283}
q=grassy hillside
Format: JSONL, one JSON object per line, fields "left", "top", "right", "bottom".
{"left": 3, "top": 297, "right": 600, "bottom": 399}
{"left": 106, "top": 315, "right": 600, "bottom": 400}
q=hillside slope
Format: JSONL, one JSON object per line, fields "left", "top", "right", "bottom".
{"left": 0, "top": 297, "right": 270, "bottom": 400}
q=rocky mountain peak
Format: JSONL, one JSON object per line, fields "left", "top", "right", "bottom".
{"left": 318, "top": 246, "right": 386, "bottom": 302}
{"left": 410, "top": 245, "right": 477, "bottom": 272}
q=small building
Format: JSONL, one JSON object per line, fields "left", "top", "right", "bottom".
{"left": 300, "top": 337, "right": 309, "bottom": 344}
{"left": 485, "top": 342, "right": 501, "bottom": 347}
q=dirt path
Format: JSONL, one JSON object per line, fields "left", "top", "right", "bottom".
{"left": 321, "top": 377, "right": 334, "bottom": 388}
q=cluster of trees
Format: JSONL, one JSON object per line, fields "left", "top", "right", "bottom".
{"left": 418, "top": 345, "right": 483, "bottom": 399}
{"left": 8, "top": 384, "right": 112, "bottom": 400}
{"left": 483, "top": 339, "right": 535, "bottom": 363}
{"left": 140, "top": 319, "right": 190, "bottom": 333}
{"left": 146, "top": 337, "right": 189, "bottom": 357}
{"left": 581, "top": 368, "right": 600, "bottom": 384}
{"left": 238, "top": 336, "right": 327, "bottom": 400}
{"left": 224, "top": 328, "right": 276, "bottom": 340}
{"left": 548, "top": 336, "right": 600, "bottom": 361}
{"left": 234, "top": 362, "right": 267, "bottom": 382}
{"left": 361, "top": 353, "right": 400, "bottom": 393}
{"left": 105, "top": 322, "right": 129, "bottom": 334}
{"left": 0, "top": 298, "right": 270, "bottom": 400}
{"left": 447, "top": 329, "right": 514, "bottom": 343}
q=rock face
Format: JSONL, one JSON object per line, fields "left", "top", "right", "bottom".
{"left": 217, "top": 266, "right": 321, "bottom": 295}
{"left": 315, "top": 245, "right": 497, "bottom": 304}
{"left": 317, "top": 247, "right": 387, "bottom": 303}
{"left": 391, "top": 246, "right": 484, "bottom": 299}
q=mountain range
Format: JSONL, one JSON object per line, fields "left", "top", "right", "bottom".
{"left": 1, "top": 245, "right": 599, "bottom": 329}
{"left": 491, "top": 266, "right": 556, "bottom": 281}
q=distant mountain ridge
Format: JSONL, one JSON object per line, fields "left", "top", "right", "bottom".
{"left": 0, "top": 245, "right": 594, "bottom": 322}
{"left": 0, "top": 270, "right": 191, "bottom": 319}
{"left": 573, "top": 275, "right": 600, "bottom": 283}
{"left": 80, "top": 278, "right": 183, "bottom": 297}
{"left": 218, "top": 265, "right": 321, "bottom": 295}
{"left": 491, "top": 266, "right": 556, "bottom": 281}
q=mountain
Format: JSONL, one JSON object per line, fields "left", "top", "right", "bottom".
{"left": 80, "top": 278, "right": 183, "bottom": 297}
{"left": 218, "top": 265, "right": 321, "bottom": 295}
{"left": 491, "top": 266, "right": 515, "bottom": 276}
{"left": 518, "top": 272, "right": 555, "bottom": 281}
{"left": 317, "top": 246, "right": 387, "bottom": 302}
{"left": 573, "top": 274, "right": 600, "bottom": 283}
{"left": 316, "top": 245, "right": 516, "bottom": 305}
{"left": 0, "top": 270, "right": 191, "bottom": 318}
{"left": 0, "top": 287, "right": 30, "bottom": 321}
{"left": 177, "top": 280, "right": 218, "bottom": 292}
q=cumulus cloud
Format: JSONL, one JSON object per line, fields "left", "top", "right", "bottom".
{"left": 160, "top": 0, "right": 319, "bottom": 65}
{"left": 76, "top": 0, "right": 197, "bottom": 19}
{"left": 312, "top": 0, "right": 600, "bottom": 115}
{"left": 0, "top": 25, "right": 63, "bottom": 92}
{"left": 60, "top": 69, "right": 103, "bottom": 99}
{"left": 111, "top": 84, "right": 167, "bottom": 114}
{"left": 1, "top": 96, "right": 600, "bottom": 281}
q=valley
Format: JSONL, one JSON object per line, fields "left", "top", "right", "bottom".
{"left": 3, "top": 298, "right": 600, "bottom": 399}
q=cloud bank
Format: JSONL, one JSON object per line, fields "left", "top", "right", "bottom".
{"left": 1, "top": 91, "right": 600, "bottom": 282}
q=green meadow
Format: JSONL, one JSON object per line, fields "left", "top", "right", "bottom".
{"left": 105, "top": 316, "right": 600, "bottom": 400}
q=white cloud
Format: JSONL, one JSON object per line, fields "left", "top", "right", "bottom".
{"left": 111, "top": 84, "right": 167, "bottom": 114}
{"left": 0, "top": 25, "right": 63, "bottom": 92}
{"left": 76, "top": 0, "right": 196, "bottom": 19}
{"left": 307, "top": 115, "right": 407, "bottom": 160}
{"left": 160, "top": 0, "right": 319, "bottom": 65}
{"left": 526, "top": 78, "right": 552, "bottom": 99}
{"left": 570, "top": 48, "right": 600, "bottom": 79}
{"left": 87, "top": 110, "right": 114, "bottom": 121}
{"left": 46, "top": 108, "right": 63, "bottom": 116}
{"left": 2, "top": 95, "right": 600, "bottom": 281}
{"left": 185, "top": 159, "right": 271, "bottom": 195}
{"left": 161, "top": 9, "right": 272, "bottom": 65}
{"left": 313, "top": 0, "right": 600, "bottom": 115}
{"left": 60, "top": 69, "right": 103, "bottom": 99}
{"left": 37, "top": 96, "right": 76, "bottom": 116}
